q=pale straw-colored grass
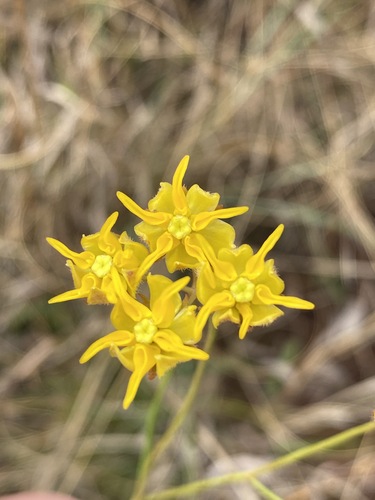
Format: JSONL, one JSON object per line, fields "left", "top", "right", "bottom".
{"left": 1, "top": 0, "right": 375, "bottom": 498}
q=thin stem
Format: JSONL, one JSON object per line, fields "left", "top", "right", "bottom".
{"left": 136, "top": 371, "right": 172, "bottom": 476}
{"left": 131, "top": 323, "right": 216, "bottom": 500}
{"left": 144, "top": 420, "right": 375, "bottom": 499}
{"left": 249, "top": 477, "right": 283, "bottom": 500}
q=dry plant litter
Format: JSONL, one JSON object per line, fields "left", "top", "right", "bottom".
{"left": 1, "top": 1, "right": 375, "bottom": 499}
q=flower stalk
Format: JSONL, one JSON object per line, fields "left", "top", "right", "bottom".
{"left": 131, "top": 322, "right": 216, "bottom": 500}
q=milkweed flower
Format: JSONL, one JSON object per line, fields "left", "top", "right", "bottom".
{"left": 47, "top": 212, "right": 149, "bottom": 304}
{"left": 79, "top": 270, "right": 208, "bottom": 409}
{"left": 195, "top": 224, "right": 315, "bottom": 339}
{"left": 46, "top": 153, "right": 315, "bottom": 411}
{"left": 117, "top": 156, "right": 248, "bottom": 285}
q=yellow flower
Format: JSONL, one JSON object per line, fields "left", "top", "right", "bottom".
{"left": 195, "top": 224, "right": 315, "bottom": 339}
{"left": 47, "top": 212, "right": 149, "bottom": 304}
{"left": 79, "top": 272, "right": 208, "bottom": 409}
{"left": 117, "top": 156, "right": 248, "bottom": 285}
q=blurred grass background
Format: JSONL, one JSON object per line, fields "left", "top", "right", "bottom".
{"left": 1, "top": 0, "right": 375, "bottom": 498}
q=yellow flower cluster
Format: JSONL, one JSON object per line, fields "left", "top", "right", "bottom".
{"left": 47, "top": 156, "right": 314, "bottom": 408}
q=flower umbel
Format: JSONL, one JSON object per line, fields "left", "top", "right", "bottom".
{"left": 47, "top": 154, "right": 315, "bottom": 409}
{"left": 79, "top": 273, "right": 209, "bottom": 409}
{"left": 117, "top": 156, "right": 249, "bottom": 285}
{"left": 195, "top": 224, "right": 315, "bottom": 339}
{"left": 47, "top": 212, "right": 149, "bottom": 304}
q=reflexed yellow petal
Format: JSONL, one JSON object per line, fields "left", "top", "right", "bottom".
{"left": 212, "top": 307, "right": 240, "bottom": 328}
{"left": 250, "top": 304, "right": 284, "bottom": 326}
{"left": 66, "top": 260, "right": 84, "bottom": 290}
{"left": 134, "top": 221, "right": 165, "bottom": 250}
{"left": 110, "top": 344, "right": 134, "bottom": 371}
{"left": 153, "top": 330, "right": 209, "bottom": 361}
{"left": 78, "top": 272, "right": 99, "bottom": 290}
{"left": 79, "top": 330, "right": 134, "bottom": 363}
{"left": 245, "top": 225, "right": 284, "bottom": 278}
{"left": 101, "top": 274, "right": 119, "bottom": 303}
{"left": 110, "top": 302, "right": 137, "bottom": 331}
{"left": 196, "top": 263, "right": 218, "bottom": 302}
{"left": 134, "top": 232, "right": 175, "bottom": 285}
{"left": 236, "top": 303, "right": 254, "bottom": 339}
{"left": 117, "top": 191, "right": 171, "bottom": 225}
{"left": 148, "top": 274, "right": 174, "bottom": 309}
{"left": 48, "top": 288, "right": 87, "bottom": 304}
{"left": 131, "top": 240, "right": 150, "bottom": 262}
{"left": 148, "top": 182, "right": 174, "bottom": 213}
{"left": 113, "top": 251, "right": 132, "bottom": 272}
{"left": 101, "top": 211, "right": 118, "bottom": 233}
{"left": 81, "top": 212, "right": 120, "bottom": 255}
{"left": 154, "top": 354, "right": 180, "bottom": 377}
{"left": 191, "top": 206, "right": 248, "bottom": 231}
{"left": 172, "top": 156, "right": 189, "bottom": 215}
{"left": 150, "top": 275, "right": 189, "bottom": 327}
{"left": 194, "top": 290, "right": 235, "bottom": 339}
{"left": 114, "top": 241, "right": 149, "bottom": 273}
{"left": 183, "top": 235, "right": 208, "bottom": 270}
{"left": 256, "top": 259, "right": 285, "bottom": 295}
{"left": 122, "top": 344, "right": 159, "bottom": 409}
{"left": 165, "top": 243, "right": 199, "bottom": 273}
{"left": 202, "top": 219, "right": 236, "bottom": 255}
{"left": 186, "top": 233, "right": 237, "bottom": 282}
{"left": 48, "top": 272, "right": 99, "bottom": 304}
{"left": 219, "top": 245, "right": 254, "bottom": 276}
{"left": 171, "top": 305, "right": 198, "bottom": 343}
{"left": 80, "top": 232, "right": 99, "bottom": 253}
{"left": 98, "top": 212, "right": 122, "bottom": 254}
{"left": 186, "top": 184, "right": 220, "bottom": 214}
{"left": 111, "top": 267, "right": 150, "bottom": 320}
{"left": 254, "top": 284, "right": 315, "bottom": 309}
{"left": 46, "top": 237, "right": 94, "bottom": 269}
{"left": 118, "top": 293, "right": 150, "bottom": 323}
{"left": 152, "top": 329, "right": 183, "bottom": 352}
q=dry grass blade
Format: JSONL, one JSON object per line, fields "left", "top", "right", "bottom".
{"left": 1, "top": 0, "right": 375, "bottom": 498}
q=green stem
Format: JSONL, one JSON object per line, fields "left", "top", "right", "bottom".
{"left": 131, "top": 323, "right": 216, "bottom": 500}
{"left": 136, "top": 371, "right": 172, "bottom": 476}
{"left": 144, "top": 420, "right": 375, "bottom": 499}
{"left": 249, "top": 477, "right": 283, "bottom": 500}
